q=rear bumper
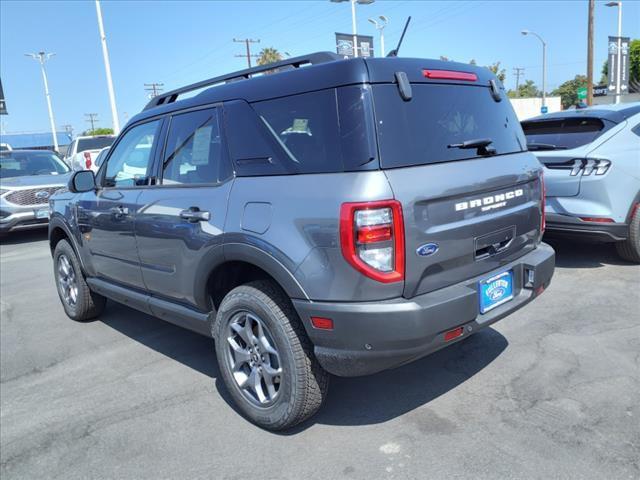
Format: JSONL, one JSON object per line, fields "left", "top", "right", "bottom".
{"left": 293, "top": 243, "right": 555, "bottom": 377}
{"left": 545, "top": 212, "right": 628, "bottom": 242}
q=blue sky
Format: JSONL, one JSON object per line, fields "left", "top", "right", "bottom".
{"left": 1, "top": 0, "right": 639, "bottom": 135}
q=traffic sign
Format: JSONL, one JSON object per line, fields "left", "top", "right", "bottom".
{"left": 541, "top": 105, "right": 548, "bottom": 114}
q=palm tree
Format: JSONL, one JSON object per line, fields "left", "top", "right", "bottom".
{"left": 257, "top": 47, "right": 283, "bottom": 67}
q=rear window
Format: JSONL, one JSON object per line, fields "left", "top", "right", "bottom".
{"left": 522, "top": 117, "right": 614, "bottom": 150}
{"left": 373, "top": 84, "right": 525, "bottom": 169}
{"left": 77, "top": 136, "right": 114, "bottom": 152}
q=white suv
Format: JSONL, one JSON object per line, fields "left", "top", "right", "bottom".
{"left": 64, "top": 135, "right": 115, "bottom": 171}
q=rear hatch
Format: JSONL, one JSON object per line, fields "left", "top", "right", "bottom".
{"left": 521, "top": 116, "right": 618, "bottom": 197}
{"left": 369, "top": 64, "right": 543, "bottom": 298}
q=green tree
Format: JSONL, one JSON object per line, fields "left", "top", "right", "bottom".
{"left": 551, "top": 75, "right": 588, "bottom": 109}
{"left": 630, "top": 39, "right": 640, "bottom": 92}
{"left": 488, "top": 62, "right": 506, "bottom": 83}
{"left": 257, "top": 47, "right": 283, "bottom": 66}
{"left": 600, "top": 60, "right": 608, "bottom": 85}
{"left": 83, "top": 127, "right": 113, "bottom": 136}
{"left": 507, "top": 79, "right": 540, "bottom": 98}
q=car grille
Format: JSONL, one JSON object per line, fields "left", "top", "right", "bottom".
{"left": 4, "top": 186, "right": 64, "bottom": 206}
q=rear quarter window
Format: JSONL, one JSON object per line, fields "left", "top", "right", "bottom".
{"left": 373, "top": 84, "right": 526, "bottom": 169}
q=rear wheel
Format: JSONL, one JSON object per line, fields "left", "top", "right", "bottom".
{"left": 53, "top": 239, "right": 106, "bottom": 321}
{"left": 213, "top": 280, "right": 329, "bottom": 430}
{"left": 616, "top": 206, "right": 640, "bottom": 263}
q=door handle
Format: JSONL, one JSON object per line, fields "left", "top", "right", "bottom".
{"left": 110, "top": 205, "right": 129, "bottom": 217}
{"left": 179, "top": 207, "right": 211, "bottom": 222}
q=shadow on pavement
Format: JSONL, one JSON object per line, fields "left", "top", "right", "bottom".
{"left": 545, "top": 237, "right": 635, "bottom": 269}
{"left": 0, "top": 229, "right": 49, "bottom": 246}
{"left": 100, "top": 301, "right": 507, "bottom": 430}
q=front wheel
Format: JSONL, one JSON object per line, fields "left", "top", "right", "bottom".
{"left": 213, "top": 280, "right": 329, "bottom": 430}
{"left": 53, "top": 239, "right": 106, "bottom": 321}
{"left": 616, "top": 206, "right": 640, "bottom": 263}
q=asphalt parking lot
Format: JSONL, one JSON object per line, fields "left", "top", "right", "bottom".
{"left": 1, "top": 230, "right": 638, "bottom": 479}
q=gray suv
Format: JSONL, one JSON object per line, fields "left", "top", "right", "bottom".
{"left": 48, "top": 53, "right": 555, "bottom": 430}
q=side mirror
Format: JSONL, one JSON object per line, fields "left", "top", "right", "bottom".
{"left": 69, "top": 170, "right": 96, "bottom": 193}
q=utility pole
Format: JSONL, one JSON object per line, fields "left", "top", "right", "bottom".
{"left": 95, "top": 0, "right": 120, "bottom": 134}
{"left": 24, "top": 51, "right": 59, "bottom": 151}
{"left": 233, "top": 38, "right": 260, "bottom": 68}
{"left": 513, "top": 67, "right": 525, "bottom": 95}
{"left": 587, "top": 0, "right": 595, "bottom": 105}
{"left": 144, "top": 83, "right": 164, "bottom": 99}
{"left": 85, "top": 113, "right": 99, "bottom": 133}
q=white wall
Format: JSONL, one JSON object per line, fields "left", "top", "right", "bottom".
{"left": 510, "top": 96, "right": 562, "bottom": 120}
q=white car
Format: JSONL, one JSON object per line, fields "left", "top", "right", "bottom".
{"left": 64, "top": 135, "right": 115, "bottom": 172}
{"left": 0, "top": 143, "right": 12, "bottom": 152}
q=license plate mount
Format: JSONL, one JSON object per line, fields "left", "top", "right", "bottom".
{"left": 478, "top": 270, "right": 514, "bottom": 314}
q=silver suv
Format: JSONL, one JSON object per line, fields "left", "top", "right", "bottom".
{"left": 0, "top": 149, "right": 70, "bottom": 235}
{"left": 49, "top": 53, "right": 555, "bottom": 430}
{"left": 522, "top": 103, "right": 640, "bottom": 262}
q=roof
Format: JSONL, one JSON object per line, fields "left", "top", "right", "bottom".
{"left": 129, "top": 53, "right": 497, "bottom": 126}
{"left": 0, "top": 131, "right": 71, "bottom": 149}
{"left": 523, "top": 102, "right": 640, "bottom": 124}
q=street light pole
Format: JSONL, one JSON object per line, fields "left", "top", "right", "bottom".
{"left": 95, "top": 0, "right": 120, "bottom": 134}
{"left": 25, "top": 52, "right": 58, "bottom": 151}
{"left": 606, "top": 1, "right": 623, "bottom": 104}
{"left": 368, "top": 15, "right": 388, "bottom": 57}
{"left": 522, "top": 30, "right": 547, "bottom": 110}
{"left": 331, "top": 0, "right": 374, "bottom": 58}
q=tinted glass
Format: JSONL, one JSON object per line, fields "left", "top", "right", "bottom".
{"left": 632, "top": 123, "right": 640, "bottom": 137}
{"left": 0, "top": 151, "right": 69, "bottom": 178}
{"left": 162, "top": 108, "right": 230, "bottom": 185}
{"left": 522, "top": 117, "right": 613, "bottom": 150}
{"left": 373, "top": 84, "right": 526, "bottom": 168}
{"left": 77, "top": 136, "right": 115, "bottom": 151}
{"left": 94, "top": 147, "right": 110, "bottom": 167}
{"left": 251, "top": 89, "right": 344, "bottom": 173}
{"left": 104, "top": 121, "right": 159, "bottom": 188}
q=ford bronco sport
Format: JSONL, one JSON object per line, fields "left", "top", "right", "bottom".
{"left": 49, "top": 52, "right": 555, "bottom": 430}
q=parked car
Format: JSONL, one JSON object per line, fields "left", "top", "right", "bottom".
{"left": 522, "top": 103, "right": 640, "bottom": 262}
{"left": 48, "top": 52, "right": 555, "bottom": 430}
{"left": 64, "top": 135, "right": 115, "bottom": 172}
{"left": 93, "top": 146, "right": 110, "bottom": 170}
{"left": 0, "top": 149, "right": 71, "bottom": 235}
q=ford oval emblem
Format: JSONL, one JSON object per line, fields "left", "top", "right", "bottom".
{"left": 416, "top": 243, "right": 439, "bottom": 257}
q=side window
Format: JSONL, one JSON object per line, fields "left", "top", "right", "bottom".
{"left": 632, "top": 123, "right": 640, "bottom": 137}
{"left": 65, "top": 140, "right": 75, "bottom": 158}
{"left": 161, "top": 108, "right": 230, "bottom": 185}
{"left": 103, "top": 120, "right": 160, "bottom": 188}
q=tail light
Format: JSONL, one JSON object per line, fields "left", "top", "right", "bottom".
{"left": 423, "top": 69, "right": 478, "bottom": 81}
{"left": 340, "top": 200, "right": 405, "bottom": 283}
{"left": 84, "top": 151, "right": 92, "bottom": 169}
{"left": 568, "top": 158, "right": 611, "bottom": 176}
{"left": 540, "top": 171, "right": 546, "bottom": 234}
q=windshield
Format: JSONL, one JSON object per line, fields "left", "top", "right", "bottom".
{"left": 0, "top": 151, "right": 70, "bottom": 178}
{"left": 522, "top": 117, "right": 614, "bottom": 150}
{"left": 77, "top": 136, "right": 114, "bottom": 152}
{"left": 373, "top": 84, "right": 526, "bottom": 168}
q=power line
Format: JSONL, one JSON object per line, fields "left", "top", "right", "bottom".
{"left": 233, "top": 38, "right": 260, "bottom": 68}
{"left": 85, "top": 113, "right": 99, "bottom": 132}
{"left": 144, "top": 83, "right": 164, "bottom": 99}
{"left": 513, "top": 67, "right": 525, "bottom": 94}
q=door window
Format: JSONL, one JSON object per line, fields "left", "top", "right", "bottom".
{"left": 162, "top": 108, "right": 230, "bottom": 185}
{"left": 103, "top": 120, "right": 160, "bottom": 188}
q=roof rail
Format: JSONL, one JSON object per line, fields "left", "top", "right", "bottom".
{"left": 144, "top": 51, "right": 343, "bottom": 111}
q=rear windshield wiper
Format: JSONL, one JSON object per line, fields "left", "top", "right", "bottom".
{"left": 448, "top": 138, "right": 496, "bottom": 156}
{"left": 526, "top": 142, "right": 568, "bottom": 151}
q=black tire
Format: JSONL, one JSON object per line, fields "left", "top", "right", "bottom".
{"left": 616, "top": 206, "right": 640, "bottom": 263}
{"left": 213, "top": 280, "right": 329, "bottom": 430}
{"left": 53, "top": 239, "right": 106, "bottom": 321}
